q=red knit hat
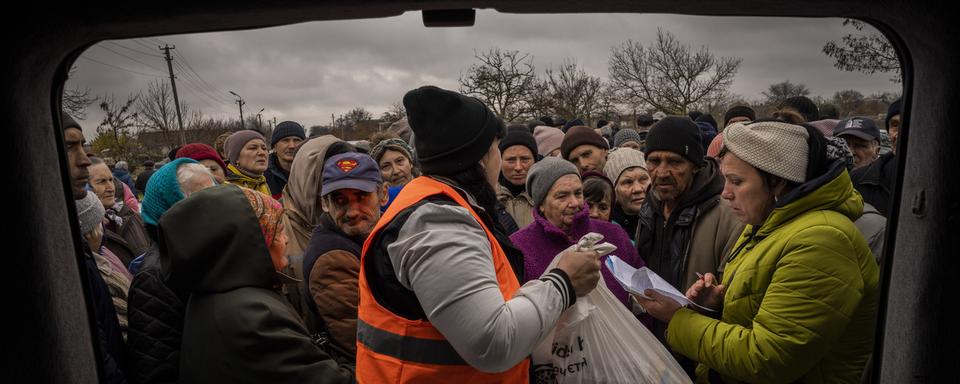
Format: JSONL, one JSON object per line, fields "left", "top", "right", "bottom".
{"left": 176, "top": 143, "right": 228, "bottom": 173}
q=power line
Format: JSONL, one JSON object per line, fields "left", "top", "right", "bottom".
{"left": 173, "top": 50, "right": 227, "bottom": 100}
{"left": 172, "top": 61, "right": 230, "bottom": 103}
{"left": 172, "top": 62, "right": 229, "bottom": 106}
{"left": 131, "top": 39, "right": 159, "bottom": 51}
{"left": 173, "top": 80, "right": 217, "bottom": 109}
{"left": 79, "top": 56, "right": 166, "bottom": 78}
{"left": 172, "top": 60, "right": 229, "bottom": 103}
{"left": 106, "top": 41, "right": 163, "bottom": 58}
{"left": 94, "top": 44, "right": 167, "bottom": 72}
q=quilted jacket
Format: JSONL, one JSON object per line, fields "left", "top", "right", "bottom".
{"left": 667, "top": 161, "right": 880, "bottom": 383}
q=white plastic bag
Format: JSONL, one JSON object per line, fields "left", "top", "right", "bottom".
{"left": 532, "top": 233, "right": 691, "bottom": 384}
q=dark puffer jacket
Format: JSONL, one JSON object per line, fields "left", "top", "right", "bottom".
{"left": 125, "top": 244, "right": 183, "bottom": 384}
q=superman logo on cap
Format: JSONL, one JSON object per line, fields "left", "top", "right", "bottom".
{"left": 337, "top": 159, "right": 358, "bottom": 172}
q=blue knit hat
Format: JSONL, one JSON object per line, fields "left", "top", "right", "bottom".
{"left": 142, "top": 158, "right": 198, "bottom": 226}
{"left": 271, "top": 121, "right": 306, "bottom": 147}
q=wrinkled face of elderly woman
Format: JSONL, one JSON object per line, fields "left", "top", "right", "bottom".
{"left": 541, "top": 174, "right": 584, "bottom": 231}
{"left": 237, "top": 138, "right": 269, "bottom": 175}
{"left": 719, "top": 152, "right": 779, "bottom": 226}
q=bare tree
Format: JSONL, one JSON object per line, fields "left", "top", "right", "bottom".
{"left": 823, "top": 19, "right": 901, "bottom": 83}
{"left": 832, "top": 89, "right": 866, "bottom": 117}
{"left": 62, "top": 66, "right": 97, "bottom": 119}
{"left": 608, "top": 28, "right": 742, "bottom": 114}
{"left": 459, "top": 48, "right": 539, "bottom": 122}
{"left": 380, "top": 101, "right": 406, "bottom": 123}
{"left": 593, "top": 85, "right": 623, "bottom": 124}
{"left": 762, "top": 80, "right": 811, "bottom": 106}
{"left": 544, "top": 59, "right": 603, "bottom": 121}
{"left": 136, "top": 80, "right": 190, "bottom": 147}
{"left": 95, "top": 94, "right": 140, "bottom": 161}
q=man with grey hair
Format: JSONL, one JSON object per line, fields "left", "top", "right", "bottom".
{"left": 112, "top": 160, "right": 138, "bottom": 196}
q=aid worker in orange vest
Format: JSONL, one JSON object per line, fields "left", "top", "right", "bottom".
{"left": 356, "top": 85, "right": 602, "bottom": 383}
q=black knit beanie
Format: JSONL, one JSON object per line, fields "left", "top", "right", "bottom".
{"left": 723, "top": 105, "right": 756, "bottom": 127}
{"left": 563, "top": 118, "right": 584, "bottom": 133}
{"left": 403, "top": 85, "right": 505, "bottom": 175}
{"left": 644, "top": 116, "right": 704, "bottom": 166}
{"left": 61, "top": 112, "right": 81, "bottom": 131}
{"left": 886, "top": 98, "right": 902, "bottom": 129}
{"left": 271, "top": 121, "right": 306, "bottom": 147}
{"left": 695, "top": 113, "right": 717, "bottom": 129}
{"left": 499, "top": 128, "right": 538, "bottom": 158}
{"left": 779, "top": 96, "right": 820, "bottom": 122}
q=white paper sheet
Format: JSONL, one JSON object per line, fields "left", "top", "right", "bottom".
{"left": 605, "top": 255, "right": 716, "bottom": 312}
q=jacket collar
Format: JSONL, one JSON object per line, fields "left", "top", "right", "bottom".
{"left": 267, "top": 152, "right": 290, "bottom": 180}
{"left": 753, "top": 159, "right": 863, "bottom": 237}
{"left": 226, "top": 163, "right": 267, "bottom": 184}
{"left": 497, "top": 183, "right": 533, "bottom": 204}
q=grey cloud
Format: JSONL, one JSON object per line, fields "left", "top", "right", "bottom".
{"left": 69, "top": 10, "right": 900, "bottom": 139}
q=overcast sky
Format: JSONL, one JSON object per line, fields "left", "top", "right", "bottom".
{"left": 67, "top": 10, "right": 901, "bottom": 139}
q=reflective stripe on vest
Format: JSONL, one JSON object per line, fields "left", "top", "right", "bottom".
{"left": 356, "top": 318, "right": 466, "bottom": 366}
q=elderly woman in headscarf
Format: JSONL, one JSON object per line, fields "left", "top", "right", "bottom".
{"left": 125, "top": 158, "right": 216, "bottom": 384}
{"left": 158, "top": 184, "right": 354, "bottom": 382}
{"left": 223, "top": 130, "right": 271, "bottom": 194}
{"left": 637, "top": 120, "right": 879, "bottom": 382}
{"left": 176, "top": 142, "right": 229, "bottom": 184}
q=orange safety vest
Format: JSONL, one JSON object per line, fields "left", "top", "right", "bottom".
{"left": 356, "top": 176, "right": 530, "bottom": 383}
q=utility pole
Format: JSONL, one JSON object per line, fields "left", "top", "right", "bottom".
{"left": 229, "top": 91, "right": 245, "bottom": 129}
{"left": 256, "top": 108, "right": 265, "bottom": 131}
{"left": 160, "top": 44, "right": 186, "bottom": 145}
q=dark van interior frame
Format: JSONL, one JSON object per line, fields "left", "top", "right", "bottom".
{"left": 5, "top": 1, "right": 955, "bottom": 382}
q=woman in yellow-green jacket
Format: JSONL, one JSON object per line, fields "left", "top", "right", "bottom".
{"left": 637, "top": 120, "right": 879, "bottom": 383}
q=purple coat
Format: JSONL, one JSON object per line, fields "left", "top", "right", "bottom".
{"left": 510, "top": 204, "right": 645, "bottom": 305}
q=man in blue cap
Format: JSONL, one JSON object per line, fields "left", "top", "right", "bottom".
{"left": 850, "top": 99, "right": 902, "bottom": 216}
{"left": 301, "top": 152, "right": 388, "bottom": 360}
{"left": 834, "top": 116, "right": 883, "bottom": 169}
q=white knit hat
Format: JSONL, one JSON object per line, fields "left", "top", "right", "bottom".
{"left": 75, "top": 191, "right": 105, "bottom": 235}
{"left": 603, "top": 148, "right": 647, "bottom": 184}
{"left": 723, "top": 121, "right": 809, "bottom": 183}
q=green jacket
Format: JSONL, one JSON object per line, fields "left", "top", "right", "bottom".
{"left": 667, "top": 161, "right": 879, "bottom": 383}
{"left": 159, "top": 184, "right": 354, "bottom": 383}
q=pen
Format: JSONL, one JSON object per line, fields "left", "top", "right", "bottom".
{"left": 696, "top": 272, "right": 705, "bottom": 280}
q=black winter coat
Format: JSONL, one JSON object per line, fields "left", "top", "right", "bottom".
{"left": 159, "top": 184, "right": 354, "bottom": 384}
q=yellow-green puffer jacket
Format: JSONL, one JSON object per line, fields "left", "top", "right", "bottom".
{"left": 667, "top": 162, "right": 879, "bottom": 383}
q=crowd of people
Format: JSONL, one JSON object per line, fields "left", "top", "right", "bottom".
{"left": 63, "top": 85, "right": 898, "bottom": 383}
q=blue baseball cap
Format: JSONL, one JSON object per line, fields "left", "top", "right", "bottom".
{"left": 834, "top": 117, "right": 882, "bottom": 142}
{"left": 321, "top": 152, "right": 382, "bottom": 196}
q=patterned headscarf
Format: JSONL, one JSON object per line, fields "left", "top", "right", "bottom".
{"left": 241, "top": 187, "right": 284, "bottom": 249}
{"left": 825, "top": 136, "right": 856, "bottom": 171}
